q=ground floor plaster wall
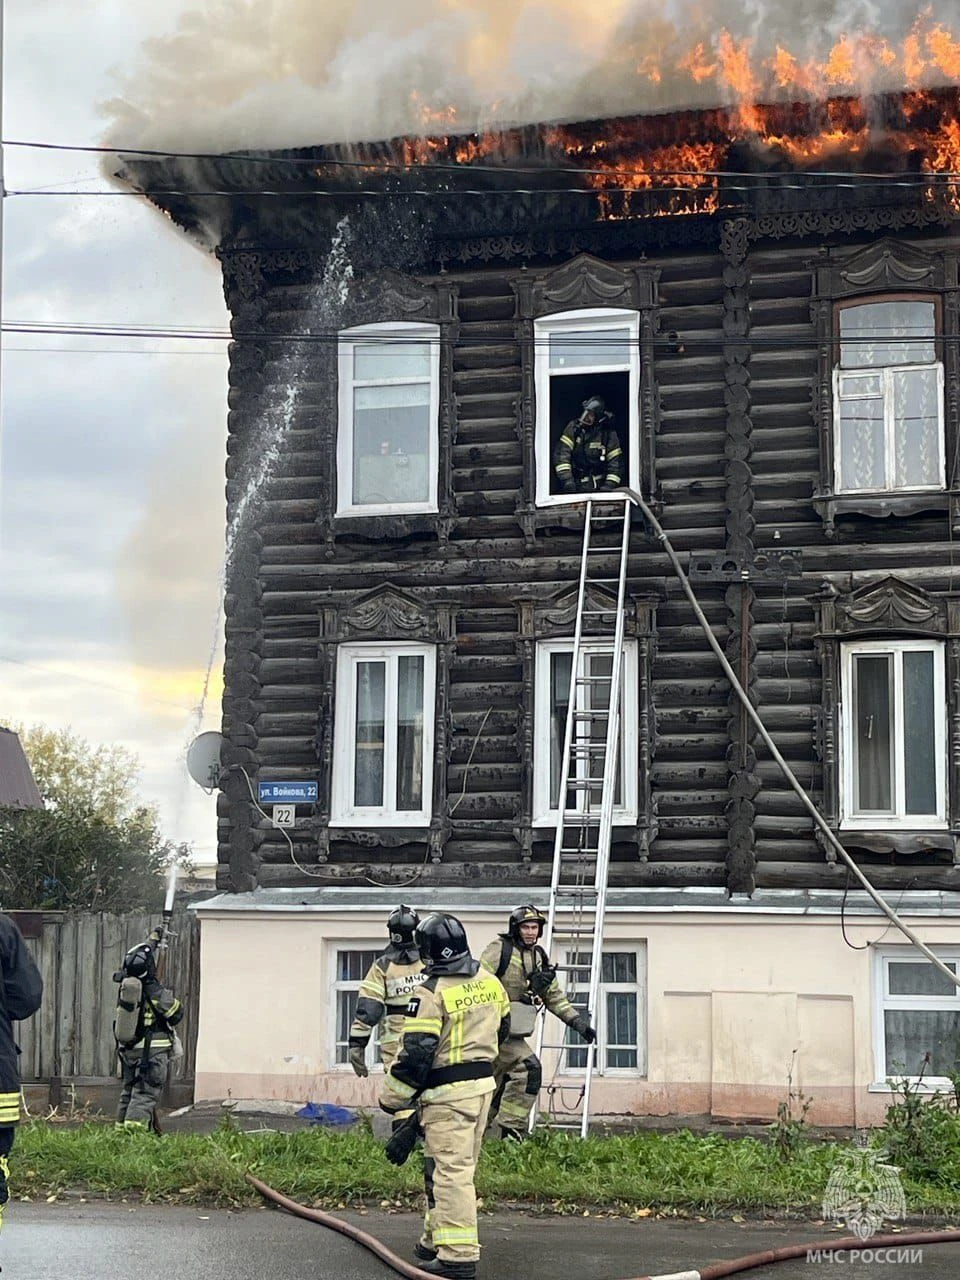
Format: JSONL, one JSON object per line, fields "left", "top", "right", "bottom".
{"left": 191, "top": 899, "right": 960, "bottom": 1127}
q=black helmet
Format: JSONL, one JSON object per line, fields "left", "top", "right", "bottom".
{"left": 508, "top": 904, "right": 547, "bottom": 946}
{"left": 387, "top": 904, "right": 419, "bottom": 948}
{"left": 415, "top": 913, "right": 472, "bottom": 974}
{"left": 581, "top": 396, "right": 606, "bottom": 417}
{"left": 123, "top": 943, "right": 155, "bottom": 981}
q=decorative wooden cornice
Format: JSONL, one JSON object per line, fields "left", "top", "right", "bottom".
{"left": 811, "top": 236, "right": 950, "bottom": 299}
{"left": 319, "top": 584, "right": 456, "bottom": 644}
{"left": 816, "top": 575, "right": 953, "bottom": 637}
{"left": 513, "top": 253, "right": 658, "bottom": 319}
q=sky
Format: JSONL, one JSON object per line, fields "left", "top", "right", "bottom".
{"left": 3, "top": 0, "right": 958, "bottom": 867}
{"left": 2, "top": 3, "right": 228, "bottom": 862}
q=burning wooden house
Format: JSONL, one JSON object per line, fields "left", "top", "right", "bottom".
{"left": 127, "top": 80, "right": 960, "bottom": 1122}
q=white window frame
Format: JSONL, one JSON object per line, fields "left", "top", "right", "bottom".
{"left": 336, "top": 321, "right": 440, "bottom": 517}
{"left": 872, "top": 946, "right": 960, "bottom": 1088}
{"left": 331, "top": 642, "right": 436, "bottom": 827}
{"left": 839, "top": 639, "right": 947, "bottom": 830}
{"left": 533, "top": 638, "right": 638, "bottom": 826}
{"left": 533, "top": 308, "right": 640, "bottom": 507}
{"left": 832, "top": 295, "right": 944, "bottom": 496}
{"left": 330, "top": 942, "right": 385, "bottom": 1070}
{"left": 559, "top": 945, "right": 646, "bottom": 1078}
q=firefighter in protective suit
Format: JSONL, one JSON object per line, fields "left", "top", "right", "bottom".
{"left": 348, "top": 904, "right": 425, "bottom": 1078}
{"left": 380, "top": 913, "right": 510, "bottom": 1280}
{"left": 0, "top": 913, "right": 43, "bottom": 1217}
{"left": 114, "top": 932, "right": 183, "bottom": 1131}
{"left": 480, "top": 904, "right": 595, "bottom": 1140}
{"left": 553, "top": 395, "right": 623, "bottom": 494}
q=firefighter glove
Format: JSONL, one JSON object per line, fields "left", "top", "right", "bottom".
{"left": 528, "top": 965, "right": 557, "bottom": 998}
{"left": 384, "top": 1114, "right": 421, "bottom": 1166}
{"left": 572, "top": 1012, "right": 597, "bottom": 1043}
{"left": 348, "top": 1044, "right": 369, "bottom": 1078}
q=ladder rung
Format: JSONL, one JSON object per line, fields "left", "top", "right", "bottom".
{"left": 554, "top": 886, "right": 597, "bottom": 896}
{"left": 559, "top": 852, "right": 597, "bottom": 860}
{"left": 574, "top": 675, "right": 612, "bottom": 685}
{"left": 573, "top": 709, "right": 608, "bottom": 719}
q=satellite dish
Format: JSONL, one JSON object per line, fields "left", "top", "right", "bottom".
{"left": 186, "top": 731, "right": 224, "bottom": 790}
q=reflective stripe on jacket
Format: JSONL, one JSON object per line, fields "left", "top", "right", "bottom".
{"left": 0, "top": 913, "right": 43, "bottom": 1125}
{"left": 350, "top": 954, "right": 426, "bottom": 1049}
{"left": 379, "top": 965, "right": 510, "bottom": 1111}
{"left": 128, "top": 980, "right": 182, "bottom": 1051}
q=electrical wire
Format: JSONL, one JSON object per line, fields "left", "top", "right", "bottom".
{"left": 5, "top": 322, "right": 960, "bottom": 351}
{"left": 7, "top": 136, "right": 960, "bottom": 181}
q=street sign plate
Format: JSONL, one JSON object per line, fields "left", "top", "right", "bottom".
{"left": 257, "top": 781, "right": 318, "bottom": 804}
{"left": 272, "top": 804, "right": 296, "bottom": 829}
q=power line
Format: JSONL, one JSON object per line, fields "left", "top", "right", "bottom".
{"left": 7, "top": 176, "right": 960, "bottom": 199}
{"left": 6, "top": 136, "right": 960, "bottom": 181}
{"left": 3, "top": 321, "right": 958, "bottom": 351}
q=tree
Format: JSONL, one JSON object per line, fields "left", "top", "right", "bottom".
{"left": 0, "top": 723, "right": 191, "bottom": 912}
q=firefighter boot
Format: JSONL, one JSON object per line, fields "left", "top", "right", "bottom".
{"left": 415, "top": 1260, "right": 477, "bottom": 1280}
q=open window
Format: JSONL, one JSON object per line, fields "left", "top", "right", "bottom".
{"left": 840, "top": 639, "right": 946, "bottom": 830}
{"left": 534, "top": 309, "right": 639, "bottom": 505}
{"left": 330, "top": 642, "right": 436, "bottom": 827}
{"left": 533, "top": 638, "right": 639, "bottom": 825}
{"left": 833, "top": 297, "right": 944, "bottom": 495}
{"left": 336, "top": 322, "right": 440, "bottom": 517}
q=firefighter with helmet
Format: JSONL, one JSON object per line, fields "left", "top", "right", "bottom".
{"left": 553, "top": 395, "right": 624, "bottom": 494}
{"left": 379, "top": 912, "right": 509, "bottom": 1280}
{"left": 113, "top": 931, "right": 183, "bottom": 1131}
{"left": 348, "top": 905, "right": 426, "bottom": 1081}
{"left": 480, "top": 904, "right": 595, "bottom": 1140}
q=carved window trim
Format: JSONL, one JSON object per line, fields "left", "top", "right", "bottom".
{"left": 512, "top": 254, "right": 661, "bottom": 546}
{"left": 316, "top": 585, "right": 456, "bottom": 860}
{"left": 814, "top": 575, "right": 960, "bottom": 860}
{"left": 514, "top": 586, "right": 657, "bottom": 860}
{"left": 810, "top": 239, "right": 960, "bottom": 536}
{"left": 319, "top": 269, "right": 459, "bottom": 548}
{"left": 336, "top": 321, "right": 441, "bottom": 518}
{"left": 532, "top": 637, "right": 640, "bottom": 827}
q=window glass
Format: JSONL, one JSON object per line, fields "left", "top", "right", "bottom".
{"left": 354, "top": 661, "right": 386, "bottom": 807}
{"left": 352, "top": 382, "right": 430, "bottom": 506}
{"left": 549, "top": 328, "right": 632, "bottom": 369}
{"left": 893, "top": 367, "right": 941, "bottom": 488}
{"left": 354, "top": 341, "right": 431, "bottom": 381}
{"left": 548, "top": 649, "right": 623, "bottom": 810}
{"left": 884, "top": 1009, "right": 960, "bottom": 1079}
{"left": 888, "top": 959, "right": 957, "bottom": 997}
{"left": 335, "top": 948, "right": 382, "bottom": 1065}
{"left": 837, "top": 388, "right": 885, "bottom": 491}
{"left": 563, "top": 950, "right": 641, "bottom": 1072}
{"left": 853, "top": 654, "right": 892, "bottom": 814}
{"left": 903, "top": 650, "right": 937, "bottom": 816}
{"left": 840, "top": 300, "right": 936, "bottom": 368}
{"left": 396, "top": 655, "right": 425, "bottom": 811}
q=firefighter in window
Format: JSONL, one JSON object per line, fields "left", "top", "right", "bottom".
{"left": 553, "top": 396, "right": 624, "bottom": 494}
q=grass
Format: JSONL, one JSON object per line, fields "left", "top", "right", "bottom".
{"left": 9, "top": 1116, "right": 960, "bottom": 1217}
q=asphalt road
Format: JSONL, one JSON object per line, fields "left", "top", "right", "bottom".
{"left": 2, "top": 1201, "right": 958, "bottom": 1279}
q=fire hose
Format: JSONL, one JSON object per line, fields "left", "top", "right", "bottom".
{"left": 246, "top": 1174, "right": 960, "bottom": 1279}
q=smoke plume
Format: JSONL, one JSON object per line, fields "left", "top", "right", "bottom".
{"left": 102, "top": 0, "right": 960, "bottom": 151}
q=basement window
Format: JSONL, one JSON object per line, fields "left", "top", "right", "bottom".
{"left": 533, "top": 639, "right": 638, "bottom": 825}
{"left": 332, "top": 947, "right": 383, "bottom": 1068}
{"left": 833, "top": 298, "right": 944, "bottom": 495}
{"left": 534, "top": 309, "right": 639, "bottom": 505}
{"left": 336, "top": 322, "right": 440, "bottom": 516}
{"left": 874, "top": 949, "right": 960, "bottom": 1085}
{"left": 331, "top": 643, "right": 436, "bottom": 826}
{"left": 840, "top": 639, "right": 946, "bottom": 830}
{"left": 561, "top": 948, "right": 646, "bottom": 1076}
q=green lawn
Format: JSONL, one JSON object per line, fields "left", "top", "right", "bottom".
{"left": 10, "top": 1117, "right": 960, "bottom": 1217}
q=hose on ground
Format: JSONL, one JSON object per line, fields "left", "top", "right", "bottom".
{"left": 247, "top": 1174, "right": 960, "bottom": 1279}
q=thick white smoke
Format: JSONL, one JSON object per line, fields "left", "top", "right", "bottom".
{"left": 103, "top": 0, "right": 960, "bottom": 151}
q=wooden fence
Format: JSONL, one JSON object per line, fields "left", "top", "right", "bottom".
{"left": 13, "top": 909, "right": 200, "bottom": 1106}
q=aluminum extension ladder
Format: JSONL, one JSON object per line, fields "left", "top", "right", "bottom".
{"left": 530, "top": 491, "right": 634, "bottom": 1138}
